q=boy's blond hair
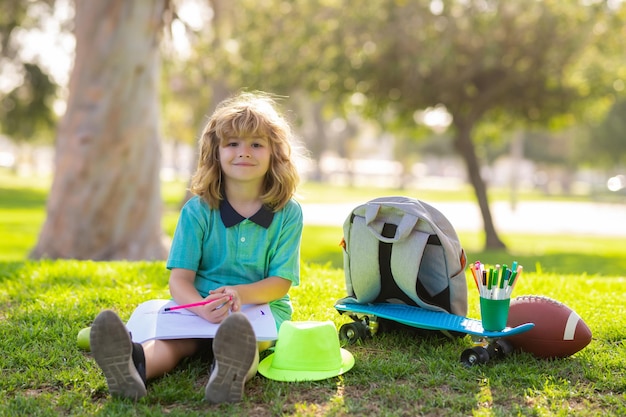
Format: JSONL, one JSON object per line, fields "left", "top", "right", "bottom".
{"left": 190, "top": 92, "right": 300, "bottom": 211}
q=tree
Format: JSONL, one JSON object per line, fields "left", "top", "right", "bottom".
{"left": 0, "top": 1, "right": 60, "bottom": 145}
{"left": 207, "top": 0, "right": 624, "bottom": 249}
{"left": 0, "top": 63, "right": 57, "bottom": 144}
{"left": 31, "top": 0, "right": 171, "bottom": 260}
{"left": 331, "top": 1, "right": 620, "bottom": 248}
{"left": 588, "top": 99, "right": 626, "bottom": 169}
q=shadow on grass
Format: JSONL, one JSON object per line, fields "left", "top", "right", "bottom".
{"left": 301, "top": 225, "right": 344, "bottom": 269}
{"left": 304, "top": 250, "right": 626, "bottom": 276}
{"left": 0, "top": 187, "right": 47, "bottom": 209}
{"left": 464, "top": 250, "right": 626, "bottom": 276}
{"left": 3, "top": 245, "right": 623, "bottom": 279}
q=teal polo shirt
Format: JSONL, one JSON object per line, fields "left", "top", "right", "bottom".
{"left": 166, "top": 195, "right": 303, "bottom": 329}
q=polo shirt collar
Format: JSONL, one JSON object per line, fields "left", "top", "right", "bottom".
{"left": 220, "top": 199, "right": 274, "bottom": 229}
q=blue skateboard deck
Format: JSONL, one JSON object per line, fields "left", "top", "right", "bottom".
{"left": 335, "top": 302, "right": 534, "bottom": 339}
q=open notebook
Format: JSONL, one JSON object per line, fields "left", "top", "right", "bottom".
{"left": 125, "top": 299, "right": 278, "bottom": 343}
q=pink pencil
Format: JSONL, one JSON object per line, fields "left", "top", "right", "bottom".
{"left": 163, "top": 296, "right": 231, "bottom": 312}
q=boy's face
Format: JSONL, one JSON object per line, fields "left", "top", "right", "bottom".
{"left": 219, "top": 136, "right": 271, "bottom": 185}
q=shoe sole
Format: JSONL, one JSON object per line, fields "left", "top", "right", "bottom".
{"left": 90, "top": 310, "right": 147, "bottom": 400}
{"left": 205, "top": 313, "right": 256, "bottom": 403}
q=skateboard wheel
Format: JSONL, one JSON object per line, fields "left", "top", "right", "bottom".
{"left": 490, "top": 339, "right": 514, "bottom": 358}
{"left": 460, "top": 346, "right": 490, "bottom": 366}
{"left": 339, "top": 322, "right": 367, "bottom": 345}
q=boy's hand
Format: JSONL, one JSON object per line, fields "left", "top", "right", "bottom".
{"left": 209, "top": 287, "right": 241, "bottom": 312}
{"left": 197, "top": 294, "right": 232, "bottom": 323}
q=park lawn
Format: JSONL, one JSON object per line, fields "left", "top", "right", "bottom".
{"left": 1, "top": 260, "right": 624, "bottom": 416}
{"left": 0, "top": 172, "right": 625, "bottom": 416}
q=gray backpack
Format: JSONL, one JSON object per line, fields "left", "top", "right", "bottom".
{"left": 339, "top": 196, "right": 468, "bottom": 316}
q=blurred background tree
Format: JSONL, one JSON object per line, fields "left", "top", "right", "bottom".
{"left": 0, "top": 1, "right": 59, "bottom": 169}
{"left": 185, "top": 0, "right": 625, "bottom": 248}
{"left": 588, "top": 99, "right": 626, "bottom": 168}
{"left": 0, "top": 63, "right": 56, "bottom": 144}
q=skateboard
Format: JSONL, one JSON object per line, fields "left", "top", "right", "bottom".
{"left": 335, "top": 302, "right": 535, "bottom": 366}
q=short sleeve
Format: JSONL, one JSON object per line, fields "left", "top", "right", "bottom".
{"left": 166, "top": 197, "right": 207, "bottom": 271}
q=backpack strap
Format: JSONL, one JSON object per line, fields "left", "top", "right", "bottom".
{"left": 374, "top": 223, "right": 416, "bottom": 306}
{"left": 364, "top": 203, "right": 419, "bottom": 243}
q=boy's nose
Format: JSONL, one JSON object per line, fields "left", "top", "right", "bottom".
{"left": 238, "top": 145, "right": 252, "bottom": 157}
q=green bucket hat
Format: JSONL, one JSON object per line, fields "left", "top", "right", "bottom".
{"left": 258, "top": 321, "right": 355, "bottom": 381}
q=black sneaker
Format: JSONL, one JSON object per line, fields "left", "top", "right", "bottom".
{"left": 205, "top": 313, "right": 256, "bottom": 403}
{"left": 90, "top": 310, "right": 147, "bottom": 400}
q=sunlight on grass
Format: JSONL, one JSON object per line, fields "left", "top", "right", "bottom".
{"left": 473, "top": 380, "right": 493, "bottom": 413}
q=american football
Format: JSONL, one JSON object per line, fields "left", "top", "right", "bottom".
{"left": 505, "top": 295, "right": 592, "bottom": 358}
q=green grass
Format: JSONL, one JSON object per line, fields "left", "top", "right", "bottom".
{"left": 1, "top": 171, "right": 625, "bottom": 416}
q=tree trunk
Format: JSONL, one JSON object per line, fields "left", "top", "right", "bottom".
{"left": 453, "top": 121, "right": 506, "bottom": 250}
{"left": 31, "top": 0, "right": 169, "bottom": 260}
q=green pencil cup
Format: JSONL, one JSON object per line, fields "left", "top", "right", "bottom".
{"left": 479, "top": 297, "right": 511, "bottom": 332}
